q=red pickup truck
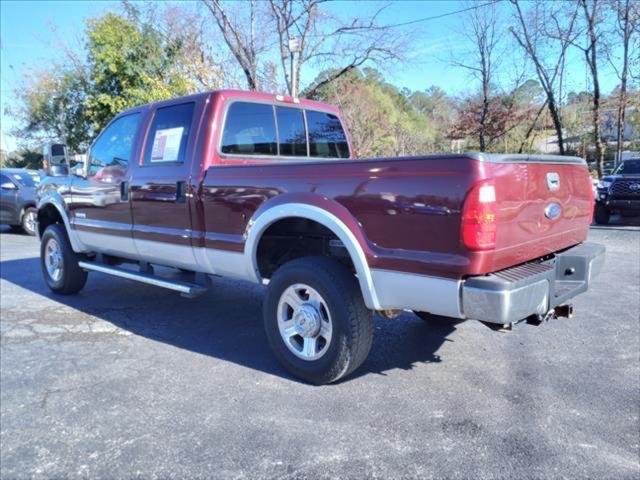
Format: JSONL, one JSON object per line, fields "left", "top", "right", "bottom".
{"left": 36, "top": 90, "right": 604, "bottom": 384}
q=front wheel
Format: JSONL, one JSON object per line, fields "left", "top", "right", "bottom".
{"left": 40, "top": 224, "right": 88, "bottom": 294}
{"left": 263, "top": 257, "right": 373, "bottom": 385}
{"left": 21, "top": 207, "right": 37, "bottom": 236}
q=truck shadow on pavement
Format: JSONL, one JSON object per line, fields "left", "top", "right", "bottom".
{"left": 0, "top": 254, "right": 456, "bottom": 384}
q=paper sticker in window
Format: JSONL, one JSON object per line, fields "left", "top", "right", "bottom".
{"left": 150, "top": 127, "right": 184, "bottom": 162}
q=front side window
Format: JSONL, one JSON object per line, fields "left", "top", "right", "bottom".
{"left": 276, "top": 106, "right": 307, "bottom": 157}
{"left": 88, "top": 113, "right": 141, "bottom": 178}
{"left": 307, "top": 110, "right": 350, "bottom": 158}
{"left": 143, "top": 102, "right": 194, "bottom": 165}
{"left": 221, "top": 102, "right": 277, "bottom": 155}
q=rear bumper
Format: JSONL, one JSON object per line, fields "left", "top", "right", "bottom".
{"left": 462, "top": 242, "right": 605, "bottom": 324}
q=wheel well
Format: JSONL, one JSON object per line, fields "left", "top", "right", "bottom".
{"left": 37, "top": 204, "right": 64, "bottom": 238}
{"left": 20, "top": 203, "right": 36, "bottom": 216}
{"left": 256, "top": 217, "right": 355, "bottom": 279}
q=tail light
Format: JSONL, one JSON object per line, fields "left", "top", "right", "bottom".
{"left": 461, "top": 181, "right": 497, "bottom": 251}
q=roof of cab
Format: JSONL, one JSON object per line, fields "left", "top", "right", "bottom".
{"left": 116, "top": 89, "right": 340, "bottom": 117}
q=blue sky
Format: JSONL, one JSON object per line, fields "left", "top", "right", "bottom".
{"left": 0, "top": 0, "right": 623, "bottom": 151}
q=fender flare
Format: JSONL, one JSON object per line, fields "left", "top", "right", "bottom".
{"left": 36, "top": 196, "right": 84, "bottom": 252}
{"left": 244, "top": 202, "right": 381, "bottom": 310}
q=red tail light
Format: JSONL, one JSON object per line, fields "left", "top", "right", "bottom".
{"left": 461, "top": 181, "right": 497, "bottom": 251}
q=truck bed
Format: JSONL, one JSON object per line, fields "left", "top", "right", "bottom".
{"left": 200, "top": 153, "right": 593, "bottom": 279}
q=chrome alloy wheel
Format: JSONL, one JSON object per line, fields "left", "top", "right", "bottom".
{"left": 24, "top": 211, "right": 36, "bottom": 234}
{"left": 277, "top": 283, "right": 333, "bottom": 361}
{"left": 44, "top": 238, "right": 63, "bottom": 282}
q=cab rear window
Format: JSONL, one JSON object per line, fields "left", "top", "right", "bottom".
{"left": 306, "top": 110, "right": 350, "bottom": 159}
{"left": 276, "top": 106, "right": 307, "bottom": 157}
{"left": 220, "top": 101, "right": 349, "bottom": 159}
{"left": 221, "top": 102, "right": 277, "bottom": 155}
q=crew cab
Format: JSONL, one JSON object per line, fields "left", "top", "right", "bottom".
{"left": 594, "top": 158, "right": 640, "bottom": 224}
{"left": 36, "top": 90, "right": 605, "bottom": 384}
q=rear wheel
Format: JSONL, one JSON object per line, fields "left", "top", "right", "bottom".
{"left": 263, "top": 257, "right": 373, "bottom": 385}
{"left": 594, "top": 204, "right": 610, "bottom": 225}
{"left": 40, "top": 224, "right": 87, "bottom": 294}
{"left": 21, "top": 207, "right": 37, "bottom": 236}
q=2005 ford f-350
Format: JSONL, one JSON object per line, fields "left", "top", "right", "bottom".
{"left": 36, "top": 90, "right": 605, "bottom": 384}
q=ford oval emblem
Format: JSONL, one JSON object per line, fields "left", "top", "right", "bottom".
{"left": 545, "top": 202, "right": 561, "bottom": 220}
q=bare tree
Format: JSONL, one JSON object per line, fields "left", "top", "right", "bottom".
{"left": 204, "top": 0, "right": 405, "bottom": 97}
{"left": 269, "top": 0, "right": 405, "bottom": 98}
{"left": 202, "top": 0, "right": 265, "bottom": 90}
{"left": 510, "top": 0, "right": 580, "bottom": 155}
{"left": 451, "top": 1, "right": 501, "bottom": 151}
{"left": 516, "top": 101, "right": 547, "bottom": 153}
{"left": 159, "top": 4, "right": 237, "bottom": 90}
{"left": 608, "top": 0, "right": 639, "bottom": 165}
{"left": 578, "top": 0, "right": 607, "bottom": 177}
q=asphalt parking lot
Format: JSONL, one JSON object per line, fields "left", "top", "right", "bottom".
{"left": 1, "top": 218, "right": 639, "bottom": 479}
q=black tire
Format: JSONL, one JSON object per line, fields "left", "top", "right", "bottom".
{"left": 263, "top": 256, "right": 373, "bottom": 385}
{"left": 21, "top": 207, "right": 37, "bottom": 236}
{"left": 414, "top": 311, "right": 463, "bottom": 325}
{"left": 40, "top": 224, "right": 87, "bottom": 294}
{"left": 594, "top": 204, "right": 610, "bottom": 225}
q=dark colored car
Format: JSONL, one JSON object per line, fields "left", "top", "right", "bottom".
{"left": 0, "top": 168, "right": 41, "bottom": 235}
{"left": 594, "top": 158, "right": 640, "bottom": 224}
{"left": 35, "top": 90, "right": 604, "bottom": 384}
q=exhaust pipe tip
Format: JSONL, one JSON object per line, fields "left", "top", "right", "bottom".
{"left": 554, "top": 304, "right": 574, "bottom": 319}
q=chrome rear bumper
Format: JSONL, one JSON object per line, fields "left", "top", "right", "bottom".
{"left": 462, "top": 242, "right": 606, "bottom": 324}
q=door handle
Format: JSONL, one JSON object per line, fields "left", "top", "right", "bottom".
{"left": 120, "top": 181, "right": 129, "bottom": 201}
{"left": 176, "top": 181, "right": 187, "bottom": 204}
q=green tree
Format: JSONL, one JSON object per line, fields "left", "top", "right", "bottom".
{"left": 308, "top": 68, "right": 436, "bottom": 157}
{"left": 11, "top": 12, "right": 195, "bottom": 152}
{"left": 10, "top": 69, "right": 91, "bottom": 151}
{"left": 84, "top": 12, "right": 191, "bottom": 131}
{"left": 0, "top": 148, "right": 43, "bottom": 170}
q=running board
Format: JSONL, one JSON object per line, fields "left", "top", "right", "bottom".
{"left": 78, "top": 261, "right": 207, "bottom": 298}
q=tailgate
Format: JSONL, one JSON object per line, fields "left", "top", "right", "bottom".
{"left": 484, "top": 155, "right": 593, "bottom": 272}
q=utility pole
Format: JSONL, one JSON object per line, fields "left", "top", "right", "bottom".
{"left": 288, "top": 36, "right": 301, "bottom": 98}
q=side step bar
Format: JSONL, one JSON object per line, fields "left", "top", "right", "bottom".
{"left": 78, "top": 261, "right": 207, "bottom": 298}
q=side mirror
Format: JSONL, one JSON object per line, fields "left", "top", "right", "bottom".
{"left": 1, "top": 181, "right": 17, "bottom": 190}
{"left": 43, "top": 142, "right": 69, "bottom": 177}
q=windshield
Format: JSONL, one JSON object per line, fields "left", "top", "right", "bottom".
{"left": 613, "top": 159, "right": 640, "bottom": 175}
{"left": 10, "top": 171, "right": 40, "bottom": 187}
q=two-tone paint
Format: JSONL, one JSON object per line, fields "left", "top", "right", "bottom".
{"left": 37, "top": 90, "right": 594, "bottom": 318}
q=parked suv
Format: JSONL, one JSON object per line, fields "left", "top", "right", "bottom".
{"left": 594, "top": 158, "right": 640, "bottom": 224}
{"left": 0, "top": 168, "right": 40, "bottom": 235}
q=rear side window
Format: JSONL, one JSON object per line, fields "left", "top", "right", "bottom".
{"left": 143, "top": 102, "right": 195, "bottom": 165}
{"left": 221, "top": 102, "right": 277, "bottom": 155}
{"left": 307, "top": 111, "right": 349, "bottom": 158}
{"left": 88, "top": 113, "right": 141, "bottom": 178}
{"left": 276, "top": 106, "right": 307, "bottom": 157}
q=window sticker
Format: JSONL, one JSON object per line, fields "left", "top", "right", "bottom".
{"left": 150, "top": 127, "right": 184, "bottom": 162}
